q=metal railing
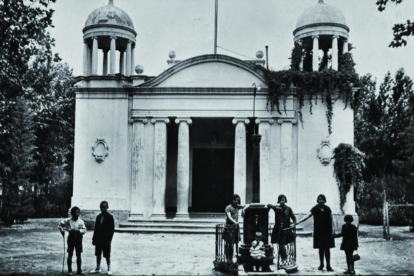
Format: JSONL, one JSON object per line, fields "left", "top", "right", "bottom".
{"left": 214, "top": 224, "right": 239, "bottom": 271}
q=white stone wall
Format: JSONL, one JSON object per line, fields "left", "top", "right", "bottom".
{"left": 72, "top": 93, "right": 130, "bottom": 211}
{"left": 296, "top": 98, "right": 354, "bottom": 215}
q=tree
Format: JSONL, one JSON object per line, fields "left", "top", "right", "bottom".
{"left": 23, "top": 54, "right": 75, "bottom": 217}
{"left": 0, "top": 100, "right": 37, "bottom": 225}
{"left": 376, "top": 0, "right": 414, "bottom": 47}
{"left": 0, "top": 0, "right": 56, "bottom": 133}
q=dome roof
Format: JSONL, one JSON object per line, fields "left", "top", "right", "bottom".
{"left": 295, "top": 0, "right": 347, "bottom": 30}
{"left": 85, "top": 1, "right": 134, "bottom": 31}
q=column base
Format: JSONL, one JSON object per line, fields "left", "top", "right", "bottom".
{"left": 129, "top": 213, "right": 144, "bottom": 219}
{"left": 174, "top": 212, "right": 190, "bottom": 220}
{"left": 151, "top": 213, "right": 167, "bottom": 219}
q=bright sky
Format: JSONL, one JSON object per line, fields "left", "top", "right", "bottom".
{"left": 49, "top": 0, "right": 414, "bottom": 85}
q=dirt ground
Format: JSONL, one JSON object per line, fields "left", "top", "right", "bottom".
{"left": 0, "top": 219, "right": 413, "bottom": 275}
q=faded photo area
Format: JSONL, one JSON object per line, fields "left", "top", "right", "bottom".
{"left": 0, "top": 0, "right": 414, "bottom": 275}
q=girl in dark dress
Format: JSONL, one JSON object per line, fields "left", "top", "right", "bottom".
{"left": 334, "top": 215, "right": 358, "bottom": 275}
{"left": 267, "top": 195, "right": 297, "bottom": 260}
{"left": 295, "top": 194, "right": 335, "bottom": 271}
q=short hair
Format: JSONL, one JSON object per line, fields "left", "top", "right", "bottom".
{"left": 70, "top": 206, "right": 80, "bottom": 215}
{"left": 100, "top": 201, "right": 109, "bottom": 207}
{"left": 231, "top": 194, "right": 240, "bottom": 201}
{"left": 344, "top": 214, "right": 354, "bottom": 223}
{"left": 317, "top": 194, "right": 327, "bottom": 203}
{"left": 278, "top": 194, "right": 287, "bottom": 203}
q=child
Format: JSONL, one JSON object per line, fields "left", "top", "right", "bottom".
{"left": 90, "top": 201, "right": 115, "bottom": 276}
{"left": 58, "top": 206, "right": 87, "bottom": 275}
{"left": 334, "top": 214, "right": 359, "bottom": 275}
{"left": 250, "top": 232, "right": 266, "bottom": 272}
{"left": 223, "top": 194, "right": 244, "bottom": 265}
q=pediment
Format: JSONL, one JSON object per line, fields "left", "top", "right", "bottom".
{"left": 139, "top": 54, "right": 267, "bottom": 88}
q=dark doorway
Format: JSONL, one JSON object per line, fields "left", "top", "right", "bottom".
{"left": 192, "top": 149, "right": 234, "bottom": 212}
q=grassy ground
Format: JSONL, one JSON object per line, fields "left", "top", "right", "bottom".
{"left": 0, "top": 219, "right": 413, "bottom": 275}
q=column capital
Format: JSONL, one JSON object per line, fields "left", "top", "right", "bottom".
{"left": 127, "top": 39, "right": 133, "bottom": 44}
{"left": 232, "top": 118, "right": 250, "bottom": 125}
{"left": 255, "top": 118, "right": 275, "bottom": 125}
{"left": 129, "top": 117, "right": 148, "bottom": 124}
{"left": 151, "top": 118, "right": 170, "bottom": 124}
{"left": 175, "top": 118, "right": 192, "bottom": 125}
{"left": 277, "top": 119, "right": 297, "bottom": 125}
{"left": 312, "top": 35, "right": 319, "bottom": 39}
{"left": 110, "top": 36, "right": 117, "bottom": 40}
{"left": 92, "top": 36, "right": 99, "bottom": 40}
{"left": 331, "top": 35, "right": 339, "bottom": 40}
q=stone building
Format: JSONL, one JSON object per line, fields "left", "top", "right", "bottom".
{"left": 73, "top": 0, "right": 356, "bottom": 227}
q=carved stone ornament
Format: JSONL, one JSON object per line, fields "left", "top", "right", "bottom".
{"left": 92, "top": 138, "right": 109, "bottom": 163}
{"left": 316, "top": 139, "right": 332, "bottom": 166}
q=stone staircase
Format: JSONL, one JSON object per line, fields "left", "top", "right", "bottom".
{"left": 116, "top": 213, "right": 312, "bottom": 236}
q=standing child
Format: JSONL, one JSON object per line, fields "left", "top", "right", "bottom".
{"left": 90, "top": 201, "right": 115, "bottom": 276}
{"left": 58, "top": 206, "right": 87, "bottom": 275}
{"left": 249, "top": 232, "right": 266, "bottom": 272}
{"left": 334, "top": 214, "right": 359, "bottom": 275}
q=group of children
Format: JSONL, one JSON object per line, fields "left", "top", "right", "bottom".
{"left": 225, "top": 194, "right": 360, "bottom": 275}
{"left": 58, "top": 201, "right": 115, "bottom": 275}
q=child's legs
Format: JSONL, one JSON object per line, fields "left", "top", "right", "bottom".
{"left": 345, "top": 250, "right": 354, "bottom": 271}
{"left": 95, "top": 245, "right": 103, "bottom": 267}
{"left": 324, "top": 248, "right": 331, "bottom": 267}
{"left": 344, "top": 250, "right": 352, "bottom": 270}
{"left": 318, "top": 248, "right": 325, "bottom": 266}
{"left": 103, "top": 243, "right": 111, "bottom": 268}
{"left": 67, "top": 243, "right": 75, "bottom": 272}
{"left": 74, "top": 244, "right": 83, "bottom": 271}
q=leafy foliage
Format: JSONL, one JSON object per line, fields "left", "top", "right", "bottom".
{"left": 0, "top": 100, "right": 37, "bottom": 225}
{"left": 332, "top": 143, "right": 365, "bottom": 212}
{"left": 376, "top": 0, "right": 414, "bottom": 47}
{"left": 355, "top": 69, "right": 414, "bottom": 224}
{"left": 261, "top": 50, "right": 358, "bottom": 134}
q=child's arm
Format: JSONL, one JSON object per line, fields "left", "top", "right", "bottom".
{"left": 334, "top": 225, "right": 345, "bottom": 238}
{"left": 58, "top": 219, "right": 68, "bottom": 236}
{"left": 78, "top": 220, "right": 87, "bottom": 235}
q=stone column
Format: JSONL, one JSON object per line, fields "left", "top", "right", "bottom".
{"left": 83, "top": 40, "right": 89, "bottom": 76}
{"left": 130, "top": 118, "right": 148, "bottom": 218}
{"left": 103, "top": 50, "right": 108, "bottom": 76}
{"left": 110, "top": 36, "right": 116, "bottom": 75}
{"left": 91, "top": 36, "right": 99, "bottom": 75}
{"left": 257, "top": 118, "right": 275, "bottom": 204}
{"left": 312, "top": 35, "right": 319, "bottom": 72}
{"left": 119, "top": 50, "right": 125, "bottom": 75}
{"left": 332, "top": 35, "right": 339, "bottom": 71}
{"left": 175, "top": 118, "right": 192, "bottom": 219}
{"left": 131, "top": 45, "right": 135, "bottom": 75}
{"left": 126, "top": 40, "right": 132, "bottom": 76}
{"left": 278, "top": 119, "right": 297, "bottom": 206}
{"left": 151, "top": 118, "right": 170, "bottom": 219}
{"left": 87, "top": 42, "right": 92, "bottom": 76}
{"left": 342, "top": 39, "right": 349, "bottom": 54}
{"left": 232, "top": 118, "right": 249, "bottom": 205}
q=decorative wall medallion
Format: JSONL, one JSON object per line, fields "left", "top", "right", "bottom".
{"left": 92, "top": 138, "right": 109, "bottom": 163}
{"left": 316, "top": 139, "right": 332, "bottom": 166}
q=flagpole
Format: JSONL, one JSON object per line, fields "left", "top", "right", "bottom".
{"left": 214, "top": 0, "right": 218, "bottom": 54}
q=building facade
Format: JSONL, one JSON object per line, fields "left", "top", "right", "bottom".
{"left": 73, "top": 0, "right": 356, "bottom": 227}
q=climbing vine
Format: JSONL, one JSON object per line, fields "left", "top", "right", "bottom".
{"left": 261, "top": 44, "right": 359, "bottom": 134}
{"left": 333, "top": 143, "right": 365, "bottom": 212}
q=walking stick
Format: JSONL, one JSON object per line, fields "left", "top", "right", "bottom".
{"left": 62, "top": 234, "right": 65, "bottom": 276}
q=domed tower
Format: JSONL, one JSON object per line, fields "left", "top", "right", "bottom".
{"left": 82, "top": 0, "right": 136, "bottom": 76}
{"left": 293, "top": 0, "right": 349, "bottom": 71}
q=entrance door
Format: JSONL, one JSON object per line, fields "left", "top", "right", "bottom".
{"left": 191, "top": 149, "right": 234, "bottom": 213}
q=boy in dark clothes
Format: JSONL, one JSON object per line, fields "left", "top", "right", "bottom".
{"left": 58, "top": 206, "right": 87, "bottom": 275}
{"left": 334, "top": 214, "right": 359, "bottom": 275}
{"left": 90, "top": 201, "right": 115, "bottom": 276}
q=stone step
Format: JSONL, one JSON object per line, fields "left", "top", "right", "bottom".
{"left": 127, "top": 218, "right": 226, "bottom": 224}
{"left": 120, "top": 222, "right": 304, "bottom": 231}
{"left": 115, "top": 225, "right": 312, "bottom": 236}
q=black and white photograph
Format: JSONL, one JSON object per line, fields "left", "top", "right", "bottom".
{"left": 0, "top": 0, "right": 414, "bottom": 275}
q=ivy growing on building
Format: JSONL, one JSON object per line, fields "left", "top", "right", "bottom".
{"left": 260, "top": 43, "right": 359, "bottom": 134}
{"left": 333, "top": 143, "right": 365, "bottom": 212}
